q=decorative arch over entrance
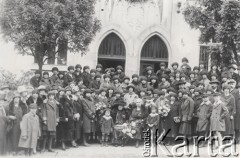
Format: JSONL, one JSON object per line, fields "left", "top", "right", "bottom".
{"left": 98, "top": 33, "right": 126, "bottom": 71}
{"left": 140, "top": 35, "right": 168, "bottom": 75}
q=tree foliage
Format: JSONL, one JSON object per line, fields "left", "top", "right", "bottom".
{"left": 183, "top": 0, "right": 240, "bottom": 66}
{"left": 0, "top": 0, "right": 101, "bottom": 71}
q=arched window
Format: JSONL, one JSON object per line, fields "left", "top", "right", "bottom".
{"left": 98, "top": 33, "right": 126, "bottom": 70}
{"left": 140, "top": 35, "right": 168, "bottom": 74}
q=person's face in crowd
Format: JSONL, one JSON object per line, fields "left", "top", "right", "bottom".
{"left": 59, "top": 91, "right": 65, "bottom": 96}
{"left": 179, "top": 84, "right": 185, "bottom": 89}
{"left": 70, "top": 83, "right": 75, "bottom": 88}
{"left": 86, "top": 68, "right": 90, "bottom": 73}
{"left": 194, "top": 91, "right": 199, "bottom": 96}
{"left": 96, "top": 68, "right": 102, "bottom": 72}
{"left": 147, "top": 70, "right": 152, "bottom": 75}
{"left": 32, "top": 93, "right": 38, "bottom": 99}
{"left": 69, "top": 69, "right": 74, "bottom": 73}
{"left": 21, "top": 91, "right": 28, "bottom": 97}
{"left": 151, "top": 79, "right": 156, "bottom": 84}
{"left": 105, "top": 77, "right": 110, "bottom": 82}
{"left": 170, "top": 96, "right": 176, "bottom": 102}
{"left": 14, "top": 97, "right": 20, "bottom": 104}
{"left": 162, "top": 89, "right": 167, "bottom": 93}
{"left": 85, "top": 93, "right": 91, "bottom": 98}
{"left": 147, "top": 91, "right": 152, "bottom": 95}
{"left": 224, "top": 88, "right": 230, "bottom": 95}
{"left": 151, "top": 108, "right": 157, "bottom": 114}
{"left": 183, "top": 94, "right": 188, "bottom": 99}
{"left": 206, "top": 90, "right": 212, "bottom": 95}
{"left": 43, "top": 74, "right": 49, "bottom": 79}
{"left": 182, "top": 61, "right": 187, "bottom": 65}
{"left": 202, "top": 96, "right": 208, "bottom": 102}
{"left": 199, "top": 64, "right": 204, "bottom": 69}
{"left": 30, "top": 108, "right": 37, "bottom": 114}
{"left": 161, "top": 78, "right": 166, "bottom": 82}
{"left": 229, "top": 68, "right": 235, "bottom": 73}
{"left": 229, "top": 83, "right": 235, "bottom": 89}
{"left": 78, "top": 80, "right": 83, "bottom": 86}
{"left": 118, "top": 105, "right": 123, "bottom": 110}
{"left": 39, "top": 90, "right": 46, "bottom": 96}
{"left": 91, "top": 92, "right": 96, "bottom": 98}
{"left": 212, "top": 66, "right": 217, "bottom": 70}
{"left": 190, "top": 89, "right": 194, "bottom": 94}
{"left": 214, "top": 95, "right": 220, "bottom": 102}
{"left": 124, "top": 79, "right": 130, "bottom": 84}
{"left": 181, "top": 77, "right": 186, "bottom": 81}
{"left": 133, "top": 77, "right": 138, "bottom": 82}
{"left": 101, "top": 91, "right": 106, "bottom": 96}
{"left": 140, "top": 91, "right": 145, "bottom": 97}
{"left": 211, "top": 76, "right": 217, "bottom": 80}
{"left": 141, "top": 80, "right": 147, "bottom": 85}
{"left": 194, "top": 69, "right": 199, "bottom": 74}
{"left": 96, "top": 77, "right": 101, "bottom": 82}
{"left": 178, "top": 92, "right": 182, "bottom": 98}
{"left": 106, "top": 71, "right": 111, "bottom": 75}
{"left": 49, "top": 94, "right": 55, "bottom": 100}
{"left": 53, "top": 70, "right": 58, "bottom": 75}
{"left": 198, "top": 85, "right": 204, "bottom": 90}
{"left": 136, "top": 100, "right": 142, "bottom": 107}
{"left": 66, "top": 90, "right": 71, "bottom": 96}
{"left": 108, "top": 89, "right": 114, "bottom": 94}
{"left": 159, "top": 95, "right": 165, "bottom": 99}
{"left": 190, "top": 74, "right": 194, "bottom": 78}
{"left": 176, "top": 73, "right": 180, "bottom": 78}
{"left": 170, "top": 76, "right": 175, "bottom": 82}
{"left": 222, "top": 77, "right": 227, "bottom": 82}
{"left": 172, "top": 65, "right": 178, "bottom": 70}
{"left": 114, "top": 79, "right": 119, "bottom": 84}
{"left": 105, "top": 110, "right": 110, "bottom": 117}
{"left": 59, "top": 74, "right": 64, "bottom": 79}
{"left": 116, "top": 69, "right": 121, "bottom": 74}
{"left": 90, "top": 72, "right": 96, "bottom": 77}
{"left": 128, "top": 87, "right": 134, "bottom": 93}
{"left": 160, "top": 66, "right": 165, "bottom": 70}
{"left": 76, "top": 68, "right": 81, "bottom": 72}
{"left": 115, "top": 93, "right": 121, "bottom": 98}
{"left": 36, "top": 73, "right": 41, "bottom": 78}
{"left": 153, "top": 94, "right": 158, "bottom": 98}
{"left": 202, "top": 75, "right": 207, "bottom": 79}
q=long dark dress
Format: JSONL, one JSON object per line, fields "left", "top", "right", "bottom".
{"left": 0, "top": 105, "right": 7, "bottom": 155}
{"left": 73, "top": 99, "right": 83, "bottom": 140}
{"left": 7, "top": 101, "right": 26, "bottom": 153}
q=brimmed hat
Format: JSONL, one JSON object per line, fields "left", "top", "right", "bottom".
{"left": 132, "top": 74, "right": 139, "bottom": 79}
{"left": 43, "top": 72, "right": 49, "bottom": 76}
{"left": 83, "top": 89, "right": 92, "bottom": 96}
{"left": 103, "top": 74, "right": 111, "bottom": 79}
{"left": 169, "top": 93, "right": 178, "bottom": 98}
{"left": 114, "top": 90, "right": 123, "bottom": 95}
{"left": 161, "top": 74, "right": 168, "bottom": 79}
{"left": 52, "top": 67, "right": 59, "bottom": 72}
{"left": 169, "top": 73, "right": 175, "bottom": 77}
{"left": 202, "top": 93, "right": 208, "bottom": 98}
{"left": 210, "top": 79, "right": 220, "bottom": 85}
{"left": 35, "top": 70, "right": 41, "bottom": 75}
{"left": 112, "top": 76, "right": 120, "bottom": 81}
{"left": 65, "top": 86, "right": 72, "bottom": 92}
{"left": 206, "top": 87, "right": 214, "bottom": 93}
{"left": 58, "top": 88, "right": 65, "bottom": 93}
{"left": 160, "top": 62, "right": 166, "bottom": 67}
{"left": 140, "top": 76, "right": 147, "bottom": 82}
{"left": 75, "top": 64, "right": 82, "bottom": 69}
{"left": 38, "top": 85, "right": 47, "bottom": 91}
{"left": 123, "top": 76, "right": 130, "bottom": 81}
{"left": 116, "top": 65, "right": 123, "bottom": 71}
{"left": 177, "top": 81, "right": 186, "bottom": 86}
{"left": 96, "top": 64, "right": 102, "bottom": 69}
{"left": 193, "top": 66, "right": 199, "bottom": 71}
{"left": 180, "top": 73, "right": 187, "bottom": 78}
{"left": 99, "top": 88, "right": 107, "bottom": 93}
{"left": 83, "top": 66, "right": 90, "bottom": 71}
{"left": 146, "top": 66, "right": 153, "bottom": 71}
{"left": 182, "top": 57, "right": 189, "bottom": 63}
{"left": 228, "top": 79, "right": 236, "bottom": 84}
{"left": 13, "top": 91, "right": 21, "bottom": 99}
{"left": 194, "top": 87, "right": 202, "bottom": 93}
{"left": 153, "top": 89, "right": 160, "bottom": 95}
{"left": 48, "top": 91, "right": 56, "bottom": 97}
{"left": 17, "top": 86, "right": 27, "bottom": 93}
{"left": 126, "top": 84, "right": 135, "bottom": 90}
{"left": 210, "top": 73, "right": 218, "bottom": 77}
{"left": 90, "top": 69, "right": 96, "bottom": 73}
{"left": 168, "top": 87, "right": 176, "bottom": 93}
{"left": 150, "top": 75, "right": 158, "bottom": 81}
{"left": 200, "top": 70, "right": 208, "bottom": 76}
{"left": 189, "top": 85, "right": 196, "bottom": 90}
{"left": 29, "top": 103, "right": 38, "bottom": 109}
{"left": 0, "top": 85, "right": 10, "bottom": 90}
{"left": 51, "top": 85, "right": 59, "bottom": 91}
{"left": 32, "top": 89, "right": 39, "bottom": 94}
{"left": 182, "top": 90, "right": 189, "bottom": 95}
{"left": 94, "top": 74, "right": 101, "bottom": 79}
{"left": 197, "top": 82, "right": 204, "bottom": 86}
{"left": 159, "top": 91, "right": 165, "bottom": 96}
{"left": 171, "top": 62, "right": 178, "bottom": 67}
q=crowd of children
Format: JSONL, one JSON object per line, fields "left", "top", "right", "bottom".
{"left": 0, "top": 57, "right": 240, "bottom": 156}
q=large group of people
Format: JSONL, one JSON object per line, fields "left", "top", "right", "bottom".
{"left": 0, "top": 57, "right": 240, "bottom": 156}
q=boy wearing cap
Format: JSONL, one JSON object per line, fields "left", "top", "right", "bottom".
{"left": 30, "top": 70, "right": 41, "bottom": 88}
{"left": 18, "top": 104, "right": 40, "bottom": 156}
{"left": 64, "top": 66, "right": 76, "bottom": 88}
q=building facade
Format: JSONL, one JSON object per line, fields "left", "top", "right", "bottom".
{"left": 1, "top": 0, "right": 205, "bottom": 76}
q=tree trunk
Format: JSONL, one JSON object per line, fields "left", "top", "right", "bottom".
{"left": 231, "top": 40, "right": 239, "bottom": 65}
{"left": 38, "top": 62, "right": 43, "bottom": 77}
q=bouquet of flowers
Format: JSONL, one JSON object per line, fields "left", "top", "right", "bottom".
{"left": 158, "top": 101, "right": 170, "bottom": 117}
{"left": 121, "top": 122, "right": 137, "bottom": 139}
{"left": 95, "top": 101, "right": 107, "bottom": 111}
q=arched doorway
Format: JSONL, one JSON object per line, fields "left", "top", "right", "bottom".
{"left": 140, "top": 35, "right": 168, "bottom": 75}
{"left": 98, "top": 33, "right": 126, "bottom": 71}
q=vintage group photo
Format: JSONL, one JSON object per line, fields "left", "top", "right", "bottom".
{"left": 0, "top": 0, "right": 240, "bottom": 157}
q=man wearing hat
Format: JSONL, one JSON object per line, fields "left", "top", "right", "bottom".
{"left": 96, "top": 64, "right": 103, "bottom": 74}
{"left": 156, "top": 62, "right": 167, "bottom": 81}
{"left": 81, "top": 66, "right": 91, "bottom": 88}
{"left": 89, "top": 74, "right": 101, "bottom": 90}
{"left": 50, "top": 67, "right": 59, "bottom": 86}
{"left": 200, "top": 70, "right": 211, "bottom": 90}
{"left": 30, "top": 70, "right": 41, "bottom": 88}
{"left": 63, "top": 66, "right": 76, "bottom": 88}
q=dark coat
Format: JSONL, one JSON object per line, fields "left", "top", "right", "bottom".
{"left": 0, "top": 106, "right": 7, "bottom": 155}
{"left": 100, "top": 116, "right": 114, "bottom": 134}
{"left": 232, "top": 89, "right": 240, "bottom": 130}
{"left": 30, "top": 76, "right": 40, "bottom": 88}
{"left": 222, "top": 94, "right": 236, "bottom": 135}
{"left": 82, "top": 72, "right": 91, "bottom": 87}
{"left": 73, "top": 99, "right": 83, "bottom": 140}
{"left": 82, "top": 97, "right": 96, "bottom": 133}
{"left": 63, "top": 73, "right": 75, "bottom": 87}
{"left": 210, "top": 100, "right": 228, "bottom": 132}
{"left": 50, "top": 74, "right": 59, "bottom": 86}
{"left": 89, "top": 80, "right": 101, "bottom": 90}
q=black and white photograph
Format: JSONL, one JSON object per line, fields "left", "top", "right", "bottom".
{"left": 0, "top": 0, "right": 240, "bottom": 157}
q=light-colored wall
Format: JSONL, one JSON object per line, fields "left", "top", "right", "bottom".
{"left": 0, "top": 0, "right": 200, "bottom": 76}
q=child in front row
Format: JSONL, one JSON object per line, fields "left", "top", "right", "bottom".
{"left": 100, "top": 108, "right": 114, "bottom": 146}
